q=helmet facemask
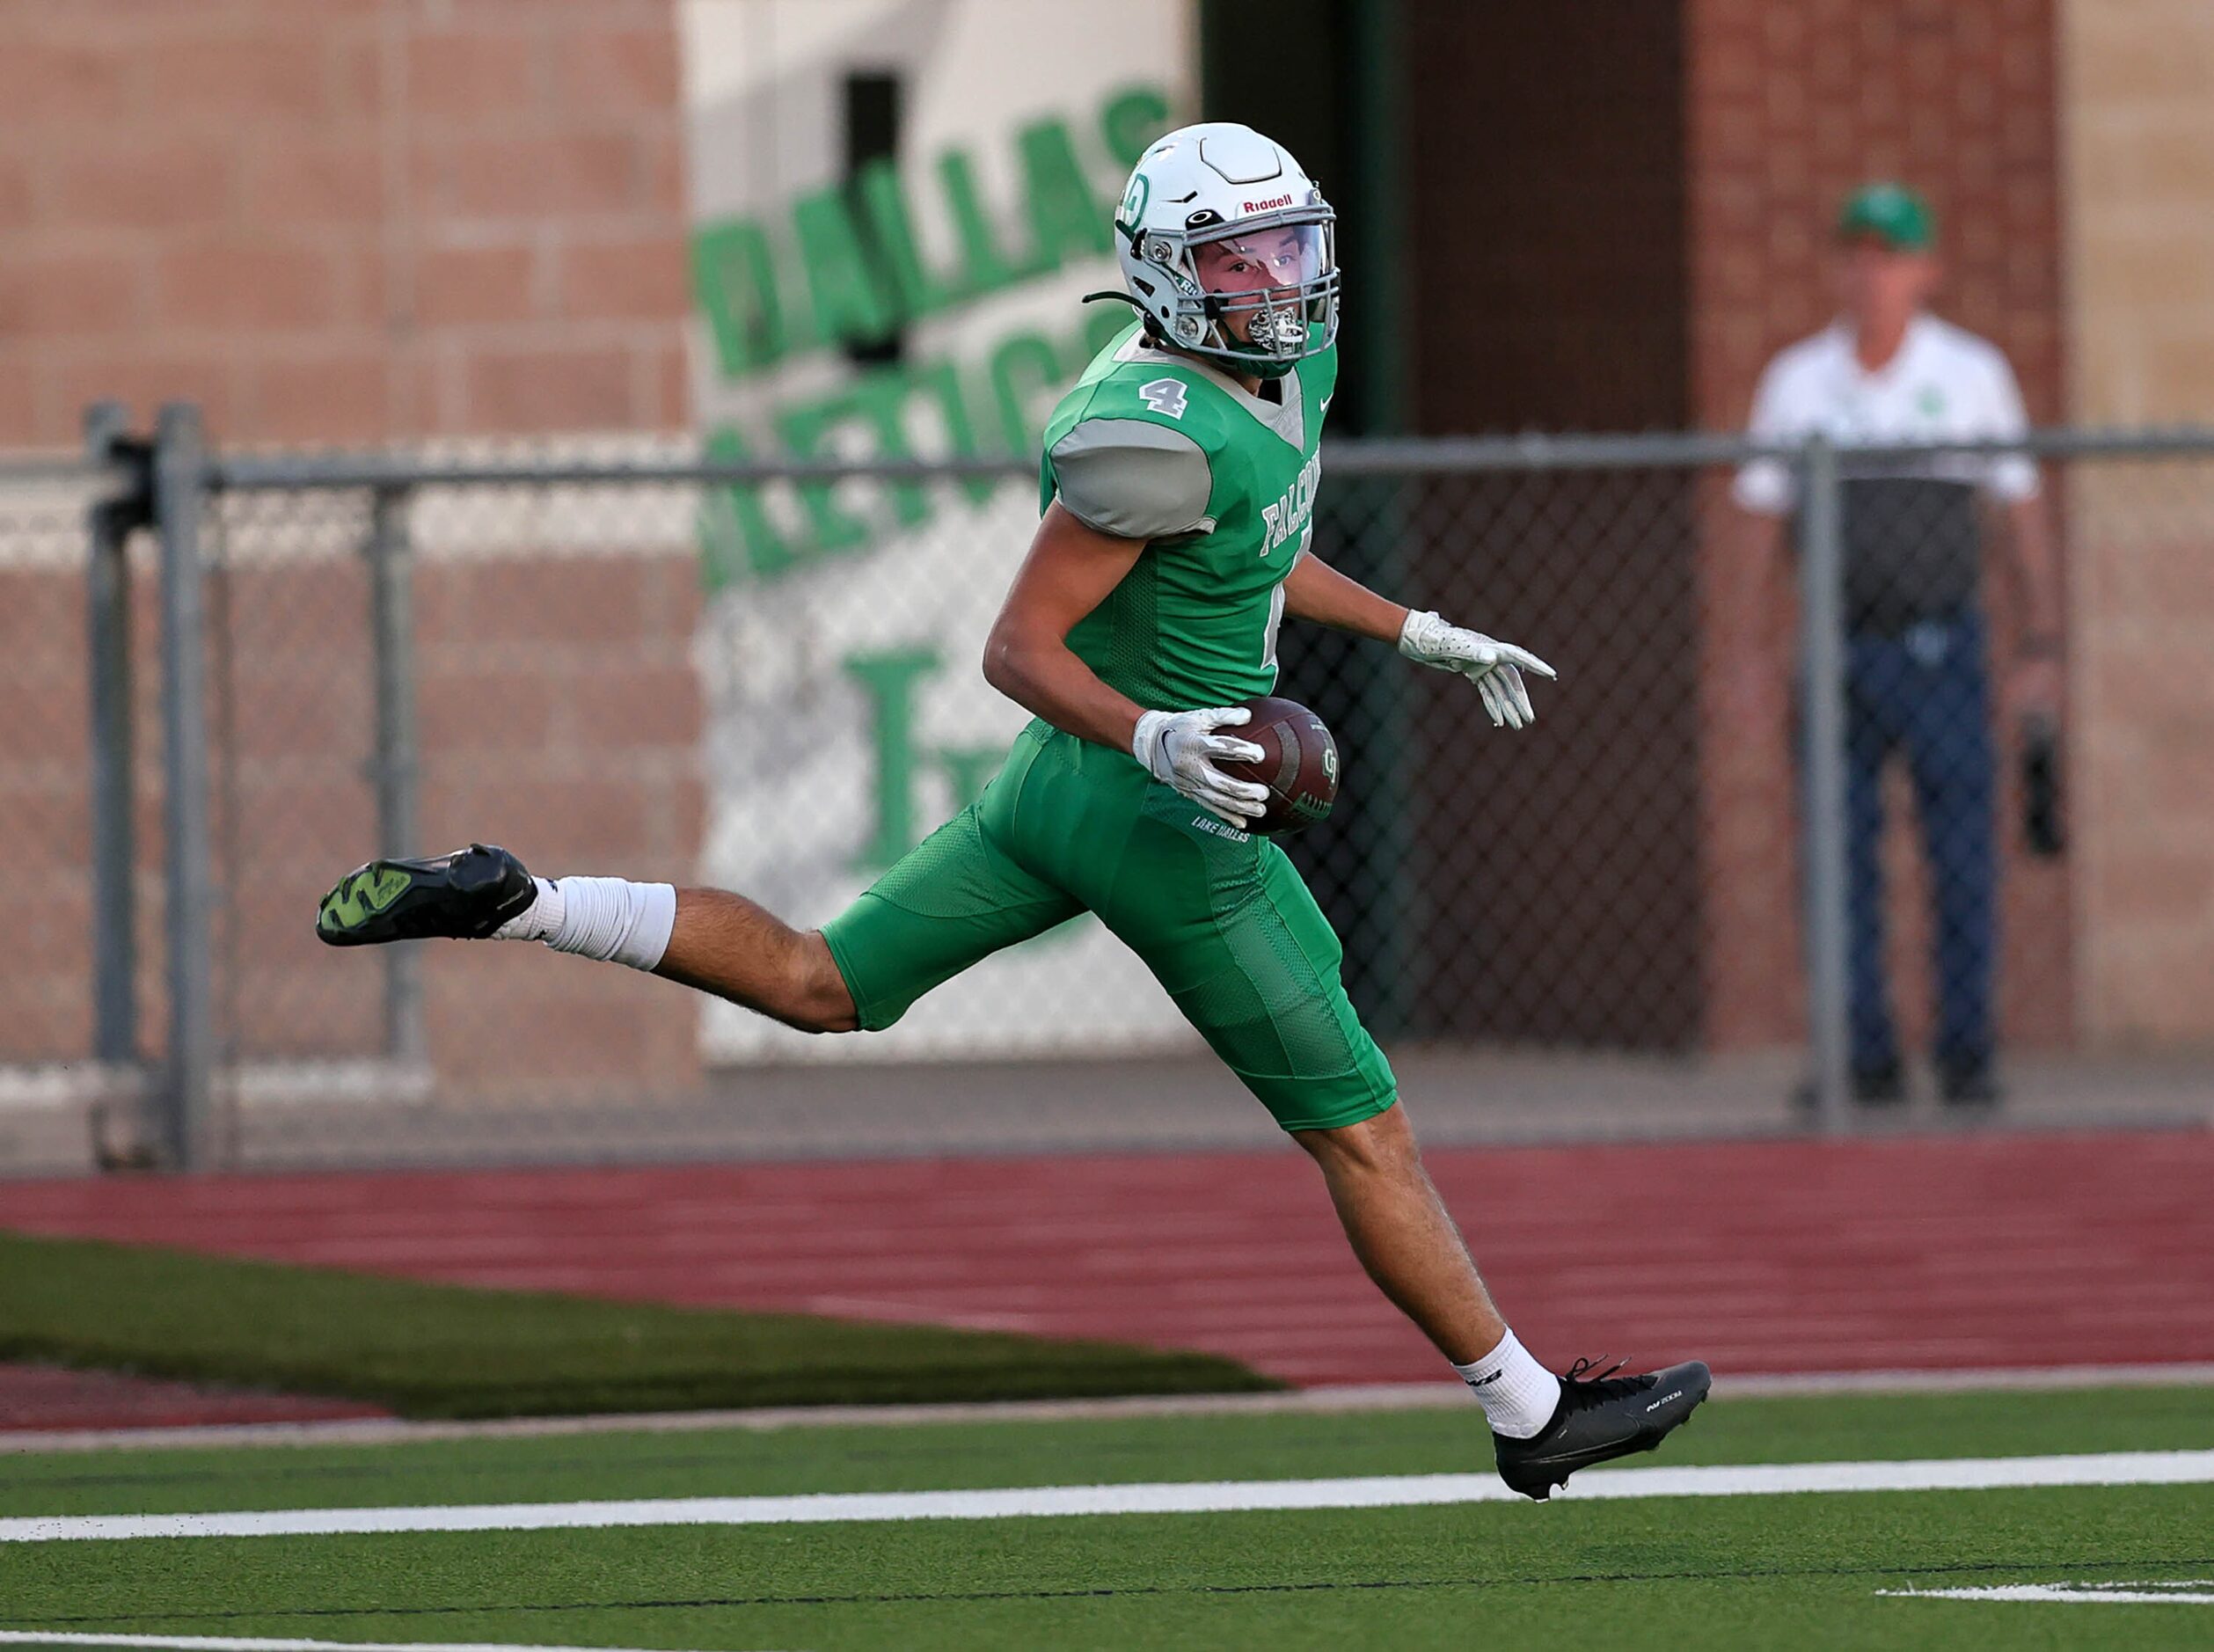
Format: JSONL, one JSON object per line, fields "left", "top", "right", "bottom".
{"left": 1125, "top": 208, "right": 1340, "bottom": 380}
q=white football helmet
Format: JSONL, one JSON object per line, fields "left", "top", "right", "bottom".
{"left": 1111, "top": 121, "right": 1339, "bottom": 378}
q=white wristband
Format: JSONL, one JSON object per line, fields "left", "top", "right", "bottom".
{"left": 1131, "top": 709, "right": 1172, "bottom": 775}
{"left": 1399, "top": 609, "right": 1447, "bottom": 659}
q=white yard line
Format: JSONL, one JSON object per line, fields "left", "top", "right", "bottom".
{"left": 1719, "top": 1362, "right": 2214, "bottom": 1396}
{"left": 6, "top": 1363, "right": 2212, "bottom": 1456}
{"left": 4, "top": 1450, "right": 2210, "bottom": 1544}
{"left": 1881, "top": 1581, "right": 2214, "bottom": 1604}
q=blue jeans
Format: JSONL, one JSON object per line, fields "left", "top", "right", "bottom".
{"left": 1842, "top": 611, "right": 1997, "bottom": 1075}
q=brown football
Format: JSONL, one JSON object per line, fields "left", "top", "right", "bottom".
{"left": 1217, "top": 695, "right": 1340, "bottom": 835}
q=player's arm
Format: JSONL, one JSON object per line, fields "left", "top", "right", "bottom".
{"left": 983, "top": 503, "right": 1268, "bottom": 824}
{"left": 982, "top": 501, "right": 1152, "bottom": 752}
{"left": 1280, "top": 551, "right": 1407, "bottom": 640}
{"left": 1282, "top": 552, "right": 1556, "bottom": 730}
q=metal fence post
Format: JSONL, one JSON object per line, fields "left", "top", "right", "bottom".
{"left": 84, "top": 402, "right": 142, "bottom": 1071}
{"left": 1798, "top": 435, "right": 1852, "bottom": 1133}
{"left": 366, "top": 485, "right": 425, "bottom": 1065}
{"left": 152, "top": 403, "right": 217, "bottom": 1170}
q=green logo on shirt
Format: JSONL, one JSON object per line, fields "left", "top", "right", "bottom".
{"left": 1918, "top": 384, "right": 1946, "bottom": 417}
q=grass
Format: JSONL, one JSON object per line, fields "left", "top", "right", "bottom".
{"left": 0, "top": 1230, "right": 1279, "bottom": 1418}
{"left": 3, "top": 1387, "right": 2210, "bottom": 1649}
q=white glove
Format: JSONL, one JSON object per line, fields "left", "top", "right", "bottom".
{"left": 1132, "top": 706, "right": 1269, "bottom": 826}
{"left": 1398, "top": 609, "right": 1558, "bottom": 729}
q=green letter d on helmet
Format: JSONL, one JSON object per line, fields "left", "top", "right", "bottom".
{"left": 1113, "top": 121, "right": 1340, "bottom": 379}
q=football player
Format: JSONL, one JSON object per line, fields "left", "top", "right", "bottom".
{"left": 318, "top": 122, "right": 1707, "bottom": 1497}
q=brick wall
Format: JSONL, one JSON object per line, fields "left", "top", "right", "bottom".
{"left": 1687, "top": 0, "right": 2063, "bottom": 431}
{"left": 0, "top": 560, "right": 103, "bottom": 1064}
{"left": 2060, "top": 0, "right": 2214, "bottom": 424}
{"left": 0, "top": 2, "right": 706, "bottom": 1135}
{"left": 2060, "top": 0, "right": 2214, "bottom": 1044}
{"left": 1685, "top": 0, "right": 2072, "bottom": 1055}
{"left": 0, "top": 0, "right": 690, "bottom": 445}
{"left": 213, "top": 539, "right": 705, "bottom": 1102}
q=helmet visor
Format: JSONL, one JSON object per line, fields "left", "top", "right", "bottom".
{"left": 1189, "top": 220, "right": 1334, "bottom": 320}
{"left": 1187, "top": 217, "right": 1337, "bottom": 365}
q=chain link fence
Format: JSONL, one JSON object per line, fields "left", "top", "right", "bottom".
{"left": 0, "top": 462, "right": 103, "bottom": 1078}
{"left": 0, "top": 426, "right": 155, "bottom": 1169}
{"left": 5, "top": 413, "right": 2211, "bottom": 1171}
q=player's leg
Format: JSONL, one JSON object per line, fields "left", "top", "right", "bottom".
{"left": 1291, "top": 1105, "right": 1706, "bottom": 1498}
{"left": 656, "top": 888, "right": 858, "bottom": 1033}
{"left": 314, "top": 740, "right": 1078, "bottom": 1035}
{"left": 1136, "top": 838, "right": 1708, "bottom": 1498}
{"left": 1027, "top": 744, "right": 1707, "bottom": 1497}
{"left": 315, "top": 842, "right": 859, "bottom": 1032}
{"left": 1291, "top": 1103, "right": 1507, "bottom": 1362}
{"left": 315, "top": 832, "right": 1072, "bottom": 1036}
{"left": 815, "top": 796, "right": 1082, "bottom": 1034}
{"left": 318, "top": 824, "right": 1073, "bottom": 1034}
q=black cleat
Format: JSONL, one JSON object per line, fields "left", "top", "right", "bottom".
{"left": 1793, "top": 1059, "right": 1904, "bottom": 1113}
{"left": 1938, "top": 1058, "right": 2003, "bottom": 1110}
{"left": 316, "top": 843, "right": 535, "bottom": 947}
{"left": 1493, "top": 1357, "right": 1713, "bottom": 1501}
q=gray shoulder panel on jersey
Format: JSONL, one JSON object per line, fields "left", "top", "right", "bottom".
{"left": 1049, "top": 418, "right": 1216, "bottom": 540}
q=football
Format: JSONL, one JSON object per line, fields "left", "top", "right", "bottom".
{"left": 1218, "top": 695, "right": 1340, "bottom": 834}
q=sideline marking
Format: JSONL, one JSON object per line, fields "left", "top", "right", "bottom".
{"left": 5, "top": 1451, "right": 2210, "bottom": 1544}
{"left": 10, "top": 1363, "right": 2213, "bottom": 1457}
{"left": 1881, "top": 1580, "right": 2214, "bottom": 1604}
{"left": 0, "top": 1638, "right": 750, "bottom": 1652}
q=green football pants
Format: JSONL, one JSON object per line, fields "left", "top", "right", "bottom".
{"left": 820, "top": 720, "right": 1397, "bottom": 1132}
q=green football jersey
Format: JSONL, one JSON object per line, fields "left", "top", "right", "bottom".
{"left": 1038, "top": 321, "right": 1336, "bottom": 711}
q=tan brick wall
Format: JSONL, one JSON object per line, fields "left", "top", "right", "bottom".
{"left": 0, "top": 565, "right": 99, "bottom": 1063}
{"left": 0, "top": 2, "right": 706, "bottom": 1116}
{"left": 1686, "top": 0, "right": 2072, "bottom": 1054}
{"left": 0, "top": 0, "right": 691, "bottom": 446}
{"left": 0, "top": 538, "right": 704, "bottom": 1104}
{"left": 212, "top": 547, "right": 704, "bottom": 1099}
{"left": 2061, "top": 0, "right": 2214, "bottom": 1045}
{"left": 2061, "top": 0, "right": 2214, "bottom": 423}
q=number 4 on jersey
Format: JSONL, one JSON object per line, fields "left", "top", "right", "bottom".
{"left": 1138, "top": 378, "right": 1188, "bottom": 419}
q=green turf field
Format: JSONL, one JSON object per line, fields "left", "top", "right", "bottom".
{"left": 0, "top": 1232, "right": 1275, "bottom": 1414}
{"left": 5, "top": 1386, "right": 2210, "bottom": 1649}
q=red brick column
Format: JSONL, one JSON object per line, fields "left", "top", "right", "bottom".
{"left": 1686, "top": 0, "right": 2069, "bottom": 1053}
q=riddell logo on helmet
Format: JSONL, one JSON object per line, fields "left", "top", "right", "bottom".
{"left": 1242, "top": 192, "right": 1296, "bottom": 212}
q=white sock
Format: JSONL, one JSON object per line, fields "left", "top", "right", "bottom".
{"left": 493, "top": 876, "right": 676, "bottom": 972}
{"left": 1452, "top": 1329, "right": 1562, "bottom": 1438}
{"left": 494, "top": 878, "right": 565, "bottom": 941}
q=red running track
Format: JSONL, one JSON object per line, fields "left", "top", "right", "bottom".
{"left": 6, "top": 1129, "right": 2212, "bottom": 1391}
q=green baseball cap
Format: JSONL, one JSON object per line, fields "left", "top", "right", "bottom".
{"left": 1838, "top": 182, "right": 1934, "bottom": 251}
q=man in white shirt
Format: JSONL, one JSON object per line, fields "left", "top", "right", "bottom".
{"left": 1732, "top": 183, "right": 2064, "bottom": 1109}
